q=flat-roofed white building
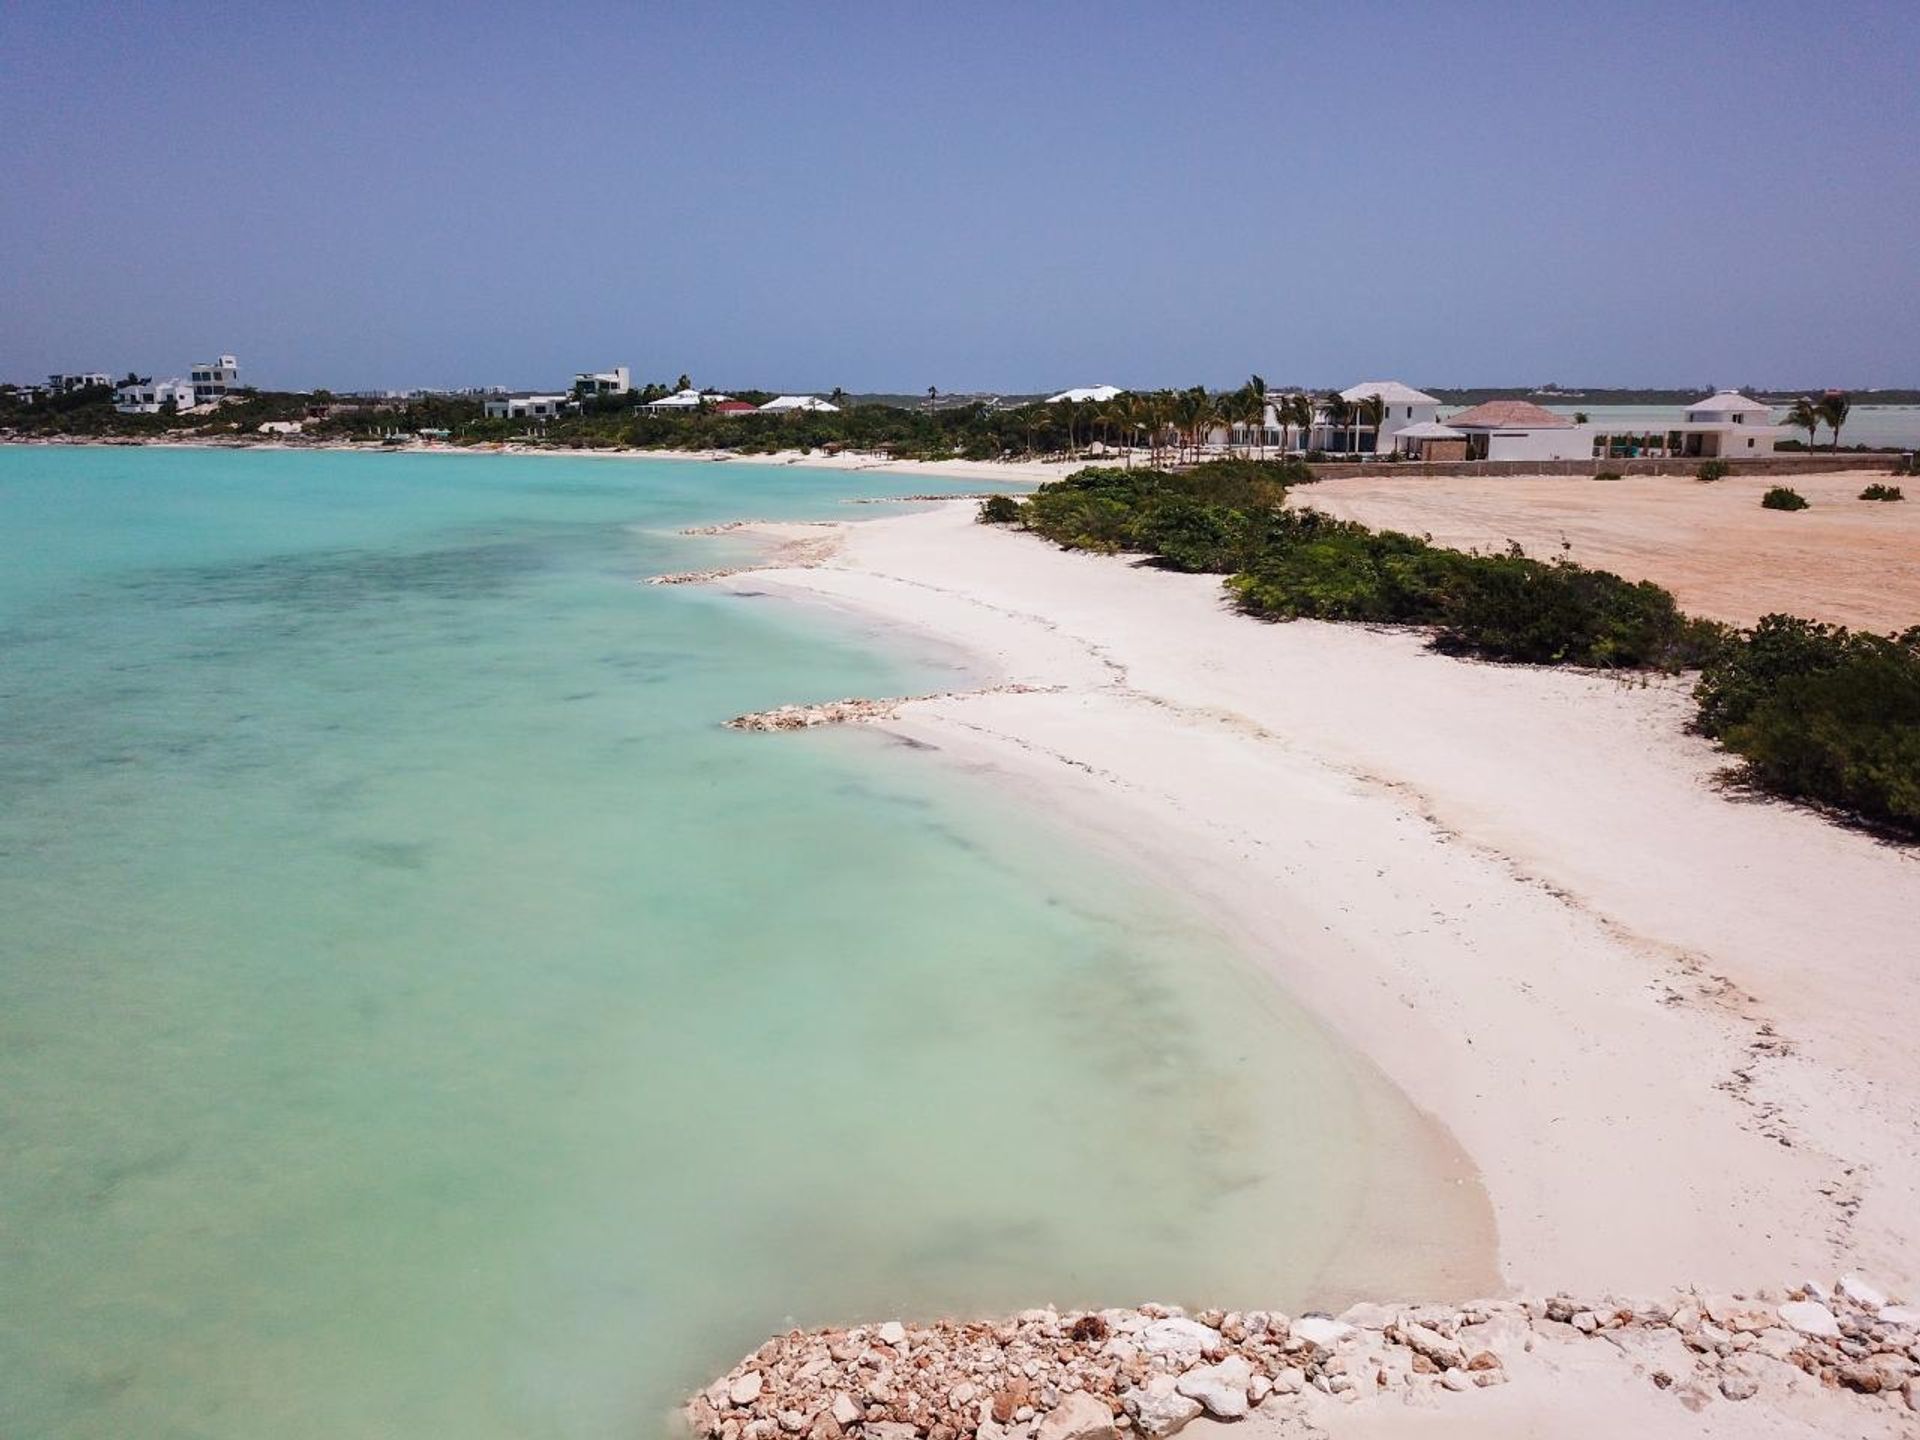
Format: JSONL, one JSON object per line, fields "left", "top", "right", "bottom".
{"left": 190, "top": 355, "right": 240, "bottom": 404}
{"left": 49, "top": 372, "right": 113, "bottom": 393}
{"left": 482, "top": 392, "right": 570, "bottom": 420}
{"left": 114, "top": 378, "right": 198, "bottom": 414}
{"left": 574, "top": 365, "right": 631, "bottom": 397}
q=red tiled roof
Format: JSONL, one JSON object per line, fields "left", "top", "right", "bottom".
{"left": 1444, "top": 400, "right": 1573, "bottom": 429}
{"left": 711, "top": 401, "right": 758, "bottom": 414}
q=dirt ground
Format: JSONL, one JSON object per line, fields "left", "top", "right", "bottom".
{"left": 1295, "top": 469, "right": 1920, "bottom": 632}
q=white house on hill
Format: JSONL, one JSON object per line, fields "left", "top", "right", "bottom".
{"left": 575, "top": 365, "right": 631, "bottom": 397}
{"left": 190, "top": 354, "right": 240, "bottom": 404}
{"left": 1046, "top": 385, "right": 1124, "bottom": 404}
{"left": 114, "top": 378, "right": 198, "bottom": 414}
{"left": 482, "top": 392, "right": 570, "bottom": 420}
{"left": 759, "top": 395, "right": 840, "bottom": 413}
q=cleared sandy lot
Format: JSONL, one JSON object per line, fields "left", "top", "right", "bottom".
{"left": 1295, "top": 469, "right": 1920, "bottom": 632}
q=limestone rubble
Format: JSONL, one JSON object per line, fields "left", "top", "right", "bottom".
{"left": 725, "top": 686, "right": 1053, "bottom": 732}
{"left": 687, "top": 1279, "right": 1920, "bottom": 1440}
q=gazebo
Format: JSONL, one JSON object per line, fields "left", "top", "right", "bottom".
{"left": 1392, "top": 420, "right": 1468, "bottom": 460}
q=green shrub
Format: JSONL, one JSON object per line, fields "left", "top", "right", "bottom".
{"left": 1434, "top": 551, "right": 1726, "bottom": 669}
{"left": 1696, "top": 460, "right": 1731, "bottom": 482}
{"left": 1761, "top": 486, "right": 1809, "bottom": 511}
{"left": 1860, "top": 483, "right": 1905, "bottom": 501}
{"left": 977, "top": 494, "right": 1023, "bottom": 525}
{"left": 1695, "top": 617, "right": 1920, "bottom": 834}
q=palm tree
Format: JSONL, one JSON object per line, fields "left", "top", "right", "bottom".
{"left": 1357, "top": 393, "right": 1386, "bottom": 455}
{"left": 1321, "top": 391, "right": 1353, "bottom": 454}
{"left": 1817, "top": 391, "right": 1851, "bottom": 451}
{"left": 1246, "top": 373, "right": 1269, "bottom": 459}
{"left": 829, "top": 387, "right": 847, "bottom": 410}
{"left": 1023, "top": 408, "right": 1050, "bottom": 459}
{"left": 1784, "top": 397, "right": 1821, "bottom": 450}
{"left": 1279, "top": 393, "right": 1314, "bottom": 455}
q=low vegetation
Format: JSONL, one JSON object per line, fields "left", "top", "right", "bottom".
{"left": 981, "top": 464, "right": 1920, "bottom": 836}
{"left": 1859, "top": 483, "right": 1905, "bottom": 501}
{"left": 1762, "top": 486, "right": 1810, "bottom": 511}
{"left": 996, "top": 463, "right": 1719, "bottom": 669}
{"left": 1695, "top": 617, "right": 1920, "bottom": 833}
{"left": 1696, "top": 459, "right": 1730, "bottom": 482}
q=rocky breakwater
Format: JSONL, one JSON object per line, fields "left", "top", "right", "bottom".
{"left": 688, "top": 1278, "right": 1920, "bottom": 1439}
{"left": 726, "top": 685, "right": 1052, "bottom": 733}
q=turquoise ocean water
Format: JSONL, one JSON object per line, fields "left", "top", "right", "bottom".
{"left": 1, "top": 447, "right": 1422, "bottom": 1439}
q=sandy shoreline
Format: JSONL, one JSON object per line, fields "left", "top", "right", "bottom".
{"left": 690, "top": 498, "right": 1920, "bottom": 1428}
{"left": 0, "top": 435, "right": 1075, "bottom": 486}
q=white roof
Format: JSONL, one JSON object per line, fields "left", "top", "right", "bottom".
{"left": 1395, "top": 420, "right": 1465, "bottom": 439}
{"left": 1686, "top": 390, "right": 1771, "bottom": 414}
{"left": 759, "top": 395, "right": 840, "bottom": 412}
{"left": 1046, "top": 385, "right": 1124, "bottom": 404}
{"left": 1339, "top": 381, "right": 1439, "bottom": 406}
{"left": 645, "top": 388, "right": 732, "bottom": 408}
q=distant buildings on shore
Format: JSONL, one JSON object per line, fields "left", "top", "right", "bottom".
{"left": 105, "top": 352, "right": 242, "bottom": 414}
{"left": 1174, "top": 380, "right": 1784, "bottom": 462}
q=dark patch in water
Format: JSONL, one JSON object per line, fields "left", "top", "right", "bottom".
{"left": 344, "top": 839, "right": 433, "bottom": 872}
{"left": 83, "top": 1141, "right": 193, "bottom": 1209}
{"left": 119, "top": 539, "right": 547, "bottom": 613}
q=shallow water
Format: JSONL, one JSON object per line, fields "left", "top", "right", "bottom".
{"left": 2, "top": 447, "right": 1435, "bottom": 1438}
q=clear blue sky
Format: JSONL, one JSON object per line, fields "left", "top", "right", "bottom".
{"left": 3, "top": 0, "right": 1915, "bottom": 393}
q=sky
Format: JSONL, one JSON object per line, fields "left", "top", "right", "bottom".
{"left": 3, "top": 0, "right": 1916, "bottom": 394}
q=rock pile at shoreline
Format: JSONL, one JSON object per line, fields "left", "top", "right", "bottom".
{"left": 688, "top": 1279, "right": 1920, "bottom": 1439}
{"left": 726, "top": 685, "right": 1052, "bottom": 732}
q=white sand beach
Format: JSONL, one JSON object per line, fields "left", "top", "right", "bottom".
{"left": 692, "top": 498, "right": 1920, "bottom": 1430}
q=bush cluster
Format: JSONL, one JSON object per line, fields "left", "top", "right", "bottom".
{"left": 977, "top": 494, "right": 1022, "bottom": 524}
{"left": 1017, "top": 464, "right": 1721, "bottom": 670}
{"left": 1695, "top": 617, "right": 1920, "bottom": 834}
{"left": 1859, "top": 483, "right": 1905, "bottom": 501}
{"left": 1762, "top": 486, "right": 1810, "bottom": 511}
{"left": 1696, "top": 459, "right": 1731, "bottom": 482}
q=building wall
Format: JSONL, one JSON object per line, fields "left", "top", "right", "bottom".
{"left": 1480, "top": 427, "right": 1593, "bottom": 461}
{"left": 1298, "top": 453, "right": 1899, "bottom": 480}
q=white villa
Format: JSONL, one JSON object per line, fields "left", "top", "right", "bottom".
{"left": 1589, "top": 391, "right": 1784, "bottom": 460}
{"left": 1304, "top": 381, "right": 1442, "bottom": 453}
{"left": 759, "top": 395, "right": 840, "bottom": 413}
{"left": 574, "top": 365, "right": 631, "bottom": 397}
{"left": 482, "top": 392, "right": 570, "bottom": 420}
{"left": 1418, "top": 400, "right": 1588, "bottom": 461}
{"left": 1047, "top": 385, "right": 1125, "bottom": 404}
{"left": 49, "top": 371, "right": 113, "bottom": 393}
{"left": 114, "top": 378, "right": 197, "bottom": 414}
{"left": 643, "top": 388, "right": 731, "bottom": 411}
{"left": 1389, "top": 390, "right": 1787, "bottom": 463}
{"left": 190, "top": 354, "right": 240, "bottom": 405}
